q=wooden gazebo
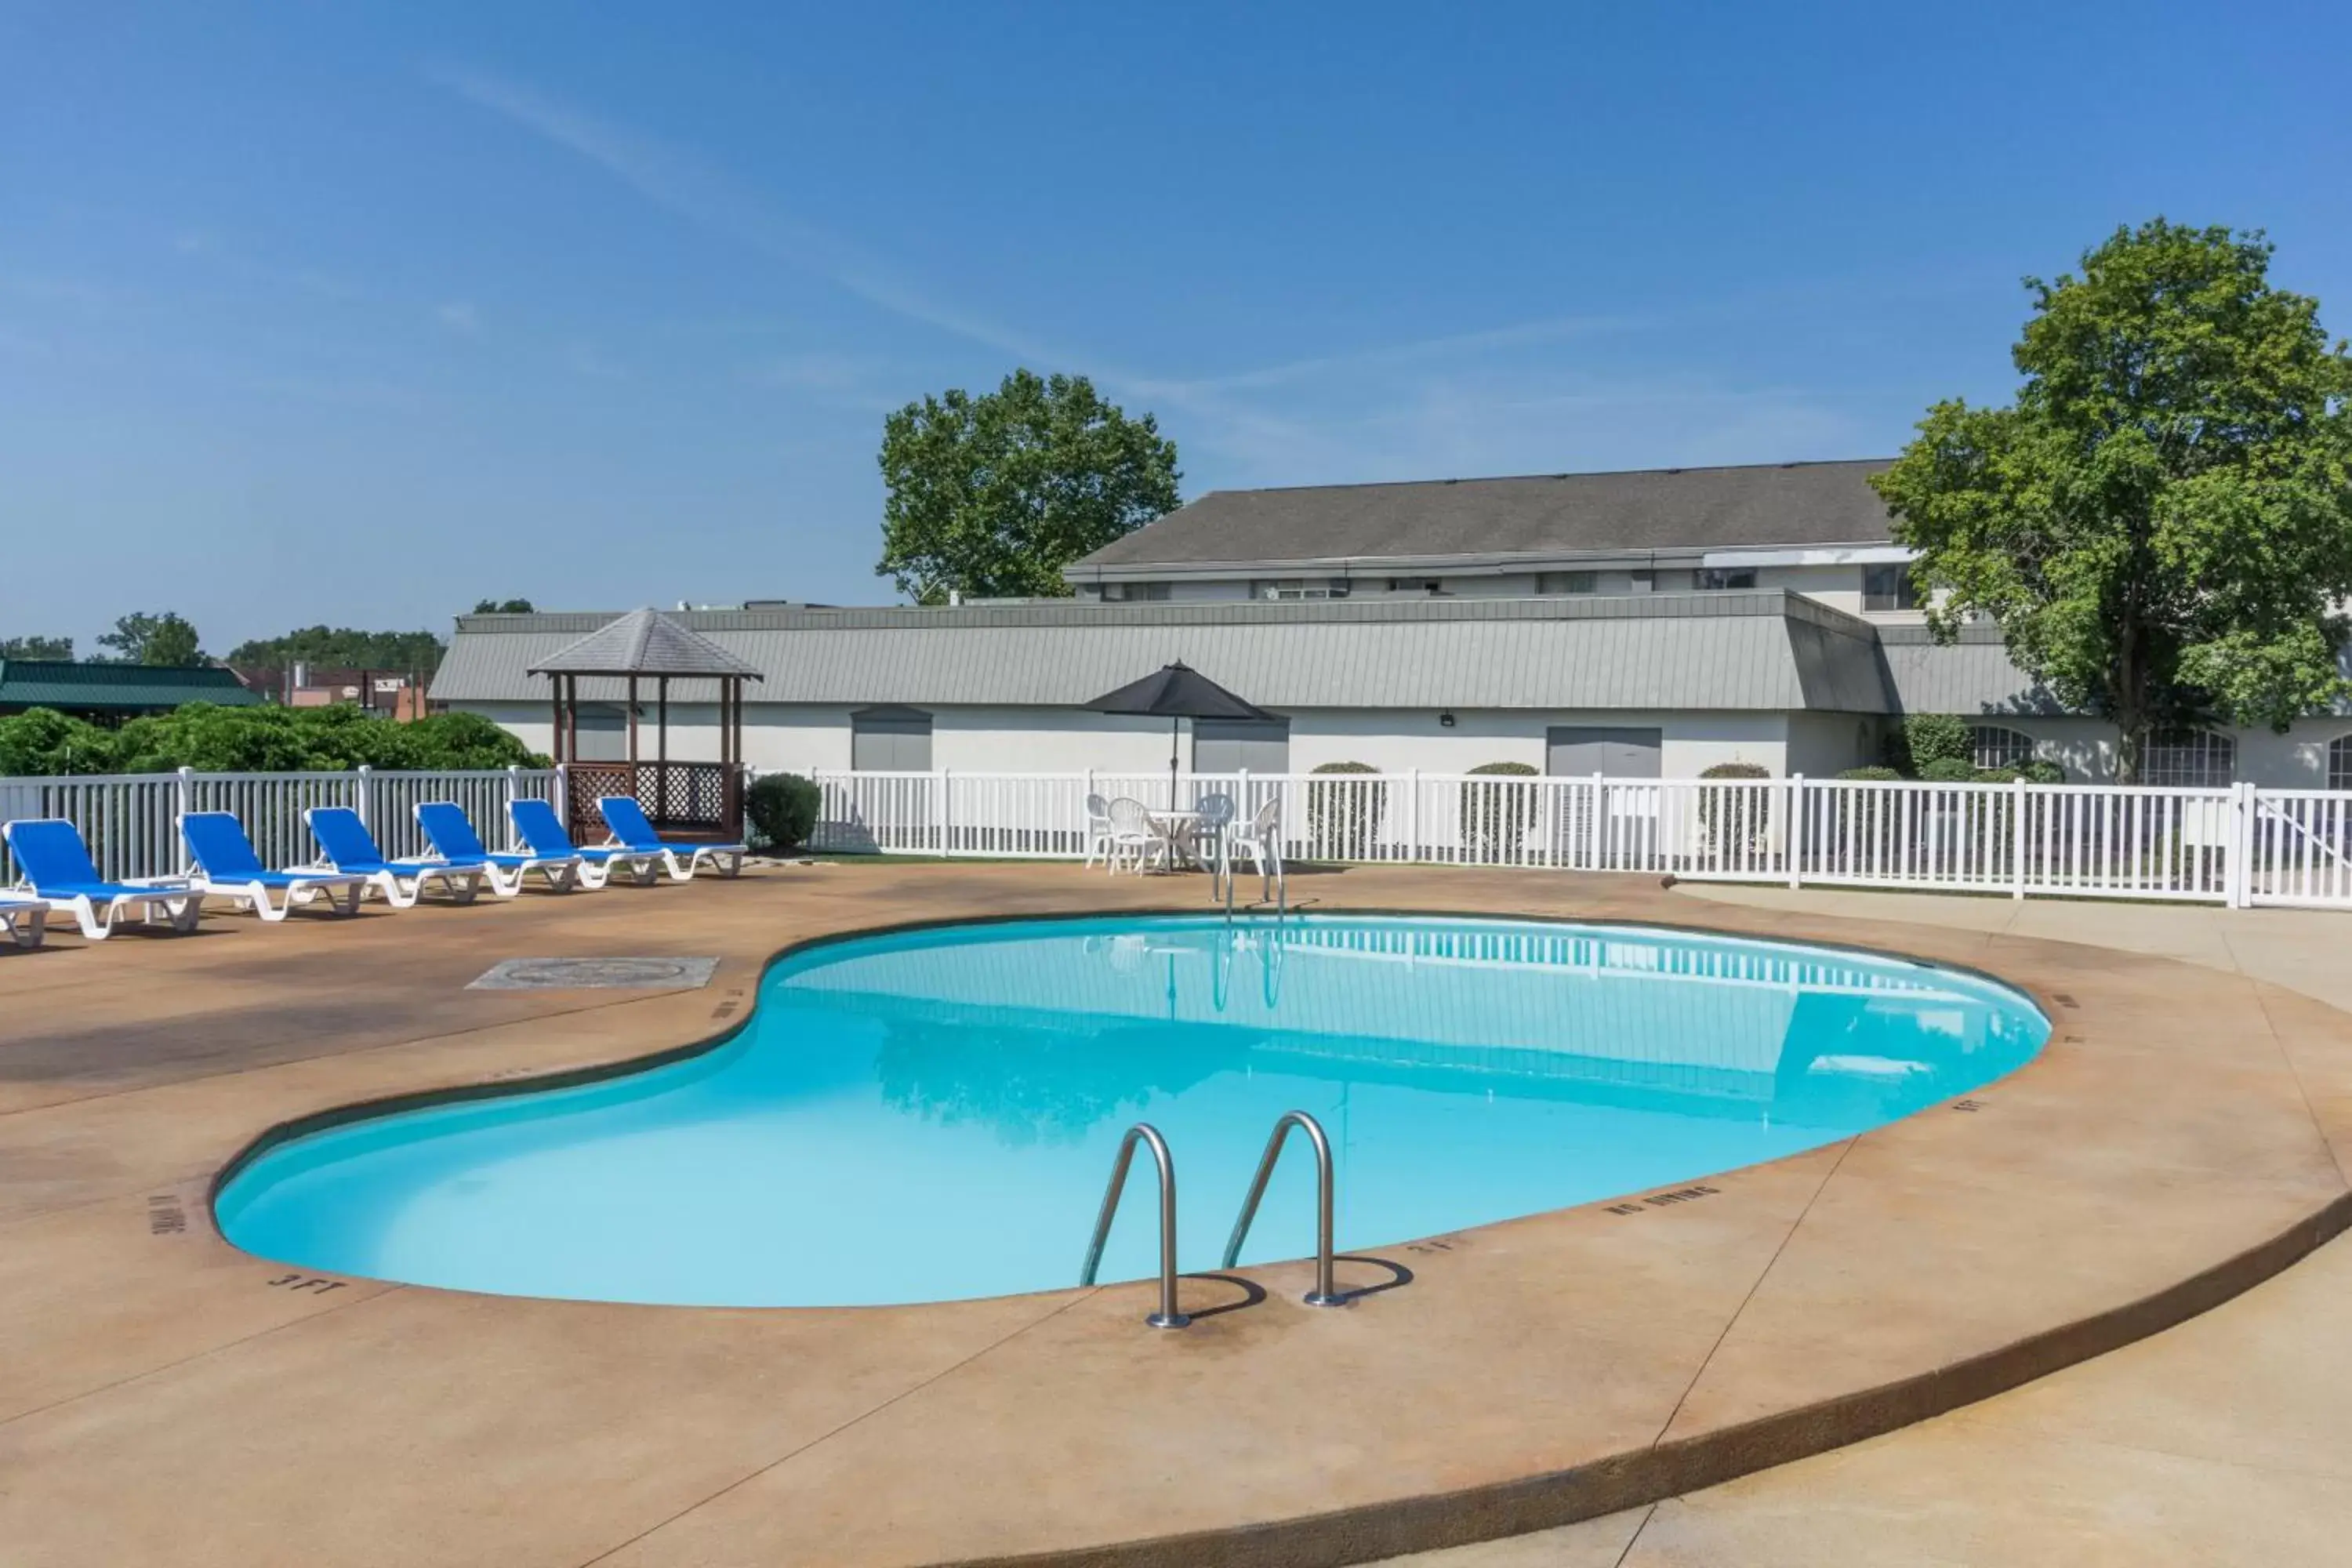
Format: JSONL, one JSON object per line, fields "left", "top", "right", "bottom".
{"left": 531, "top": 608, "right": 762, "bottom": 840}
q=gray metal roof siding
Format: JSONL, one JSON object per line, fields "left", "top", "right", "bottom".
{"left": 1068, "top": 459, "right": 1898, "bottom": 573}
{"left": 433, "top": 591, "right": 1896, "bottom": 713}
{"left": 1873, "top": 625, "right": 2061, "bottom": 716}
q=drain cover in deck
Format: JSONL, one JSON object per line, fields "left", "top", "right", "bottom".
{"left": 469, "top": 956, "right": 720, "bottom": 991}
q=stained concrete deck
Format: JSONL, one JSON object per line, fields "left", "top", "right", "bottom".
{"left": 3, "top": 862, "right": 2350, "bottom": 1566}
{"left": 1385, "top": 883, "right": 2352, "bottom": 1567}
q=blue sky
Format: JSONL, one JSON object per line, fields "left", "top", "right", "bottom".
{"left": 4, "top": 2, "right": 2348, "bottom": 654}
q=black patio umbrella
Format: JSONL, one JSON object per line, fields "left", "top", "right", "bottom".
{"left": 1084, "top": 661, "right": 1275, "bottom": 805}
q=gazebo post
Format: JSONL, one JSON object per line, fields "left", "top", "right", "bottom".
{"left": 626, "top": 674, "right": 639, "bottom": 766}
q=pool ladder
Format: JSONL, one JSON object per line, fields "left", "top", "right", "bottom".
{"left": 1078, "top": 1110, "right": 1340, "bottom": 1329}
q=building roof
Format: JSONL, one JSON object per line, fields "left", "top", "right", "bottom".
{"left": 1065, "top": 459, "right": 1899, "bottom": 579}
{"left": 526, "top": 608, "right": 763, "bottom": 680}
{"left": 0, "top": 660, "right": 264, "bottom": 713}
{"left": 1872, "top": 624, "right": 2063, "bottom": 717}
{"left": 432, "top": 592, "right": 1900, "bottom": 714}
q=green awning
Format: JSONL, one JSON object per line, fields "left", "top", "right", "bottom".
{"left": 0, "top": 660, "right": 264, "bottom": 713}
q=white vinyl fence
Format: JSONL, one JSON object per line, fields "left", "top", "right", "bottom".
{"left": 810, "top": 768, "right": 2352, "bottom": 911}
{"left": 0, "top": 766, "right": 560, "bottom": 884}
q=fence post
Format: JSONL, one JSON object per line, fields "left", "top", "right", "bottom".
{"left": 174, "top": 766, "right": 195, "bottom": 873}
{"left": 935, "top": 768, "right": 951, "bottom": 855}
{"left": 1787, "top": 775, "right": 1804, "bottom": 889}
{"left": 1591, "top": 772, "right": 1606, "bottom": 871}
{"left": 2011, "top": 775, "right": 2028, "bottom": 900}
{"left": 354, "top": 764, "right": 373, "bottom": 831}
{"left": 2230, "top": 780, "right": 2257, "bottom": 909}
{"left": 1406, "top": 768, "right": 1421, "bottom": 862}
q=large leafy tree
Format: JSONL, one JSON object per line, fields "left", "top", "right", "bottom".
{"left": 1874, "top": 220, "right": 2352, "bottom": 779}
{"left": 226, "top": 625, "right": 446, "bottom": 673}
{"left": 1, "top": 633, "right": 74, "bottom": 660}
{"left": 876, "top": 369, "right": 1181, "bottom": 602}
{"left": 96, "top": 611, "right": 206, "bottom": 666}
{"left": 472, "top": 598, "right": 535, "bottom": 614}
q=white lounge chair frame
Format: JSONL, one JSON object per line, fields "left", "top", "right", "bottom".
{"left": 1, "top": 898, "right": 48, "bottom": 949}
{"left": 40, "top": 883, "right": 206, "bottom": 941}
{"left": 191, "top": 870, "right": 371, "bottom": 923}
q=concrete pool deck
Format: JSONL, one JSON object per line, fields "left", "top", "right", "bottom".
{"left": 3, "top": 863, "right": 2350, "bottom": 1566}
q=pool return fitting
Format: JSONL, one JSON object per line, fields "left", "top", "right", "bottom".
{"left": 1079, "top": 1111, "right": 1340, "bottom": 1328}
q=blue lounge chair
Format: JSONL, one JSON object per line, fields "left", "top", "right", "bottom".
{"left": 2, "top": 818, "right": 204, "bottom": 938}
{"left": 595, "top": 794, "right": 746, "bottom": 881}
{"left": 416, "top": 800, "right": 581, "bottom": 896}
{"left": 0, "top": 895, "right": 48, "bottom": 949}
{"left": 507, "top": 797, "right": 666, "bottom": 889}
{"left": 178, "top": 811, "right": 370, "bottom": 921}
{"left": 302, "top": 807, "right": 490, "bottom": 908}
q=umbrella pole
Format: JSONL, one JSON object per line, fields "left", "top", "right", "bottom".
{"left": 1169, "top": 717, "right": 1180, "bottom": 808}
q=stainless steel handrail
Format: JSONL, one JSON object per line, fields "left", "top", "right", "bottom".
{"left": 1221, "top": 1109, "right": 1341, "bottom": 1307}
{"left": 1078, "top": 1122, "right": 1189, "bottom": 1329}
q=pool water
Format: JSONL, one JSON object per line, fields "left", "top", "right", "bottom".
{"left": 215, "top": 916, "right": 2048, "bottom": 1307}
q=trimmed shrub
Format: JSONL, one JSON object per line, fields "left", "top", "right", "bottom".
{"left": 1835, "top": 765, "right": 1902, "bottom": 781}
{"left": 744, "top": 771, "right": 821, "bottom": 853}
{"left": 1888, "top": 713, "right": 1972, "bottom": 776}
{"left": 1459, "top": 760, "right": 1538, "bottom": 860}
{"left": 1697, "top": 761, "right": 1773, "bottom": 853}
{"left": 1918, "top": 757, "right": 1980, "bottom": 783}
{"left": 1305, "top": 761, "right": 1385, "bottom": 860}
{"left": 1973, "top": 767, "right": 2023, "bottom": 784}
{"left": 0, "top": 700, "right": 546, "bottom": 775}
{"left": 2021, "top": 759, "right": 2066, "bottom": 785}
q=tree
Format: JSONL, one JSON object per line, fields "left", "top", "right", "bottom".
{"left": 226, "top": 626, "right": 446, "bottom": 673}
{"left": 1874, "top": 220, "right": 2352, "bottom": 779}
{"left": 876, "top": 369, "right": 1181, "bottom": 602}
{"left": 96, "top": 611, "right": 206, "bottom": 666}
{"left": 0, "top": 634, "right": 73, "bottom": 660}
{"left": 472, "top": 598, "right": 535, "bottom": 614}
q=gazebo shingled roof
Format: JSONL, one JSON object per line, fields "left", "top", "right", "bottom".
{"left": 528, "top": 608, "right": 763, "bottom": 680}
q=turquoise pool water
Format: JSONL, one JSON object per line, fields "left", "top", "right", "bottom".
{"left": 215, "top": 916, "right": 2047, "bottom": 1308}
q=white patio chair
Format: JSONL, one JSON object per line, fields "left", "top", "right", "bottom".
{"left": 1082, "top": 792, "right": 1114, "bottom": 869}
{"left": 1225, "top": 797, "right": 1283, "bottom": 896}
{"left": 1189, "top": 793, "right": 1236, "bottom": 873}
{"left": 1104, "top": 797, "right": 1162, "bottom": 874}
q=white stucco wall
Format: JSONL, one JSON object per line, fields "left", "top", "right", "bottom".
{"left": 453, "top": 697, "right": 2352, "bottom": 789}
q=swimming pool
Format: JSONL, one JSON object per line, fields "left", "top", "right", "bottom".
{"left": 215, "top": 915, "right": 2048, "bottom": 1308}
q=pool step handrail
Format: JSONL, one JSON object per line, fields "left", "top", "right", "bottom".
{"left": 1221, "top": 1110, "right": 1342, "bottom": 1307}
{"left": 1078, "top": 1123, "right": 1189, "bottom": 1329}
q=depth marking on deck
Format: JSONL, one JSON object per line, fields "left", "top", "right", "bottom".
{"left": 1608, "top": 1183, "right": 1722, "bottom": 1215}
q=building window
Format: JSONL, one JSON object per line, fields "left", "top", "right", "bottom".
{"left": 1863, "top": 564, "right": 1920, "bottom": 612}
{"left": 1192, "top": 717, "right": 1290, "bottom": 774}
{"left": 2143, "top": 729, "right": 2234, "bottom": 789}
{"left": 851, "top": 706, "right": 933, "bottom": 771}
{"left": 1971, "top": 725, "right": 2036, "bottom": 771}
{"left": 1537, "top": 571, "right": 1596, "bottom": 594}
{"left": 1385, "top": 578, "right": 1444, "bottom": 595}
{"left": 1099, "top": 581, "right": 1171, "bottom": 602}
{"left": 2328, "top": 735, "right": 2352, "bottom": 792}
{"left": 1696, "top": 568, "right": 1757, "bottom": 591}
{"left": 1254, "top": 579, "right": 1350, "bottom": 601}
{"left": 1628, "top": 569, "right": 1655, "bottom": 593}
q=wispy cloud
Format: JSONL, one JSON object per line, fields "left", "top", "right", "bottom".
{"left": 425, "top": 63, "right": 1862, "bottom": 488}
{"left": 429, "top": 64, "right": 1060, "bottom": 364}
{"left": 435, "top": 300, "right": 481, "bottom": 334}
{"left": 172, "top": 230, "right": 364, "bottom": 301}
{"left": 565, "top": 339, "right": 626, "bottom": 379}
